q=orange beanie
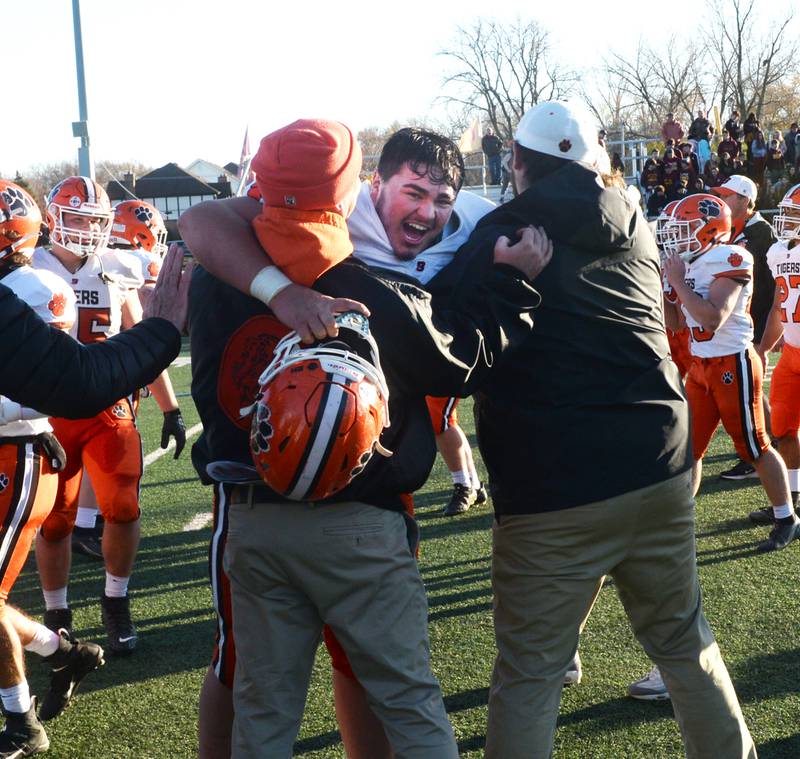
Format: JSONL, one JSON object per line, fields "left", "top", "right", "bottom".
{"left": 253, "top": 119, "right": 362, "bottom": 211}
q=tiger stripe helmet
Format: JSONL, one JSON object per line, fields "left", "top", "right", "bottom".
{"left": 663, "top": 193, "right": 732, "bottom": 262}
{"left": 109, "top": 200, "right": 168, "bottom": 257}
{"left": 249, "top": 312, "right": 391, "bottom": 501}
{"left": 774, "top": 183, "right": 800, "bottom": 243}
{"left": 0, "top": 179, "right": 42, "bottom": 261}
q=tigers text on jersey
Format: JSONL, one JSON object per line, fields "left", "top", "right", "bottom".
{"left": 681, "top": 243, "right": 753, "bottom": 358}
{"left": 0, "top": 266, "right": 77, "bottom": 437}
{"left": 767, "top": 241, "right": 800, "bottom": 348}
{"left": 32, "top": 247, "right": 144, "bottom": 344}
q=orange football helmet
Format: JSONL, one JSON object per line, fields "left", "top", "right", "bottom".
{"left": 663, "top": 193, "right": 731, "bottom": 261}
{"left": 0, "top": 180, "right": 42, "bottom": 262}
{"left": 46, "top": 176, "right": 113, "bottom": 257}
{"left": 109, "top": 200, "right": 168, "bottom": 257}
{"left": 248, "top": 312, "right": 391, "bottom": 501}
{"left": 655, "top": 200, "right": 681, "bottom": 253}
{"left": 773, "top": 183, "right": 800, "bottom": 243}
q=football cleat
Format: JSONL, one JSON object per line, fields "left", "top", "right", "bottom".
{"left": 71, "top": 527, "right": 103, "bottom": 561}
{"left": 757, "top": 517, "right": 800, "bottom": 553}
{"left": 0, "top": 698, "right": 49, "bottom": 758}
{"left": 443, "top": 484, "right": 477, "bottom": 516}
{"left": 563, "top": 652, "right": 582, "bottom": 687}
{"left": 39, "top": 631, "right": 104, "bottom": 721}
{"left": 42, "top": 609, "right": 72, "bottom": 639}
{"left": 719, "top": 459, "right": 757, "bottom": 480}
{"left": 475, "top": 483, "right": 489, "bottom": 505}
{"left": 100, "top": 595, "right": 137, "bottom": 655}
{"left": 627, "top": 665, "right": 670, "bottom": 701}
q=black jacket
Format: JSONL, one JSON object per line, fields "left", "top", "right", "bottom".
{"left": 433, "top": 161, "right": 692, "bottom": 514}
{"left": 190, "top": 255, "right": 540, "bottom": 510}
{"left": 0, "top": 283, "right": 181, "bottom": 418}
{"left": 736, "top": 214, "right": 776, "bottom": 342}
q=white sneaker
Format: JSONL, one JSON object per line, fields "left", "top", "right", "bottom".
{"left": 563, "top": 652, "right": 582, "bottom": 686}
{"left": 627, "top": 665, "right": 670, "bottom": 700}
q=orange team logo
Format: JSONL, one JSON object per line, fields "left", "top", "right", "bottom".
{"left": 48, "top": 292, "right": 66, "bottom": 317}
{"left": 147, "top": 261, "right": 160, "bottom": 279}
{"left": 728, "top": 252, "right": 743, "bottom": 267}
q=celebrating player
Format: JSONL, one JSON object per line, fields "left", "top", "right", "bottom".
{"left": 0, "top": 180, "right": 104, "bottom": 757}
{"left": 32, "top": 177, "right": 184, "bottom": 656}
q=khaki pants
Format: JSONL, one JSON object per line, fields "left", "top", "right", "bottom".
{"left": 224, "top": 498, "right": 458, "bottom": 759}
{"left": 485, "top": 470, "right": 755, "bottom": 759}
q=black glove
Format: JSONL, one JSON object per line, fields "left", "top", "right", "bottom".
{"left": 38, "top": 432, "right": 67, "bottom": 472}
{"left": 161, "top": 409, "right": 186, "bottom": 459}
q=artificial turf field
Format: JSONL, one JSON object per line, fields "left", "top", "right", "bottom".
{"left": 11, "top": 347, "right": 800, "bottom": 758}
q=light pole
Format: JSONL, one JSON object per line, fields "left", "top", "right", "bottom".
{"left": 71, "top": 0, "right": 94, "bottom": 179}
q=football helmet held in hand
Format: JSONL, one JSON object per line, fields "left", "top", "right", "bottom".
{"left": 248, "top": 312, "right": 391, "bottom": 501}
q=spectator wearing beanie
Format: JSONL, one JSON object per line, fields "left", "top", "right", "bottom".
{"left": 250, "top": 119, "right": 362, "bottom": 290}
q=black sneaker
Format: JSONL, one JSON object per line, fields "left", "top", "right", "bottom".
{"left": 757, "top": 517, "right": 800, "bottom": 553}
{"left": 42, "top": 609, "right": 72, "bottom": 639}
{"left": 0, "top": 698, "right": 49, "bottom": 757}
{"left": 475, "top": 483, "right": 489, "bottom": 505}
{"left": 719, "top": 460, "right": 757, "bottom": 480}
{"left": 39, "top": 631, "right": 104, "bottom": 721}
{"left": 100, "top": 594, "right": 137, "bottom": 655}
{"left": 749, "top": 506, "right": 775, "bottom": 525}
{"left": 443, "top": 484, "right": 476, "bottom": 516}
{"left": 71, "top": 527, "right": 103, "bottom": 561}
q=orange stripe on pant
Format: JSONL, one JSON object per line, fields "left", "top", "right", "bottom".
{"left": 0, "top": 441, "right": 57, "bottom": 601}
{"left": 685, "top": 347, "right": 771, "bottom": 462}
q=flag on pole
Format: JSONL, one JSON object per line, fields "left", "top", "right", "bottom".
{"left": 458, "top": 114, "right": 483, "bottom": 153}
{"left": 238, "top": 125, "right": 253, "bottom": 182}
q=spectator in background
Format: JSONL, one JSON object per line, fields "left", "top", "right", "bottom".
{"left": 719, "top": 151, "right": 736, "bottom": 180}
{"left": 749, "top": 130, "right": 768, "bottom": 183}
{"left": 662, "top": 148, "right": 682, "bottom": 197}
{"left": 743, "top": 113, "right": 759, "bottom": 157}
{"left": 717, "top": 129, "right": 740, "bottom": 160}
{"left": 661, "top": 112, "right": 685, "bottom": 144}
{"left": 646, "top": 184, "right": 668, "bottom": 218}
{"left": 664, "top": 139, "right": 683, "bottom": 159}
{"left": 688, "top": 109, "right": 713, "bottom": 141}
{"left": 703, "top": 154, "right": 723, "bottom": 188}
{"left": 598, "top": 129, "right": 608, "bottom": 149}
{"left": 679, "top": 141, "right": 700, "bottom": 176}
{"left": 482, "top": 127, "right": 503, "bottom": 185}
{"left": 690, "top": 176, "right": 706, "bottom": 195}
{"left": 784, "top": 123, "right": 799, "bottom": 169}
{"left": 696, "top": 134, "right": 712, "bottom": 172}
{"left": 773, "top": 130, "right": 786, "bottom": 153}
{"left": 766, "top": 139, "right": 785, "bottom": 185}
{"left": 640, "top": 150, "right": 663, "bottom": 201}
{"left": 499, "top": 138, "right": 513, "bottom": 203}
{"left": 611, "top": 152, "right": 624, "bottom": 174}
{"left": 724, "top": 110, "right": 742, "bottom": 141}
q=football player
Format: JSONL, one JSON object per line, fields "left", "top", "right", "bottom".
{"left": 751, "top": 183, "right": 800, "bottom": 522}
{"left": 0, "top": 180, "right": 104, "bottom": 756}
{"left": 71, "top": 200, "right": 170, "bottom": 560}
{"left": 662, "top": 193, "right": 799, "bottom": 551}
{"left": 32, "top": 177, "right": 185, "bottom": 656}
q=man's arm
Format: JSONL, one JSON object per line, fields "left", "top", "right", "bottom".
{"left": 756, "top": 285, "right": 784, "bottom": 364}
{"left": 665, "top": 253, "right": 743, "bottom": 332}
{"left": 178, "top": 198, "right": 368, "bottom": 342}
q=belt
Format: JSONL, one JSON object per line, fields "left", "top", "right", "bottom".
{"left": 227, "top": 483, "right": 281, "bottom": 506}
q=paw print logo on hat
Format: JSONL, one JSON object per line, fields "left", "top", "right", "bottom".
{"left": 0, "top": 473, "right": 8, "bottom": 494}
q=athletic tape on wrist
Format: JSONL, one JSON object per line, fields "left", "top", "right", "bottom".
{"left": 250, "top": 266, "right": 293, "bottom": 305}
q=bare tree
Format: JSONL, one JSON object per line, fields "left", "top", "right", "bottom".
{"left": 438, "top": 18, "right": 576, "bottom": 140}
{"left": 707, "top": 0, "right": 798, "bottom": 122}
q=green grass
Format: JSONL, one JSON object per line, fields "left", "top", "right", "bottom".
{"left": 10, "top": 350, "right": 800, "bottom": 757}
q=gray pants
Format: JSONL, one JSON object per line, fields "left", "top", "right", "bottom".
{"left": 485, "top": 470, "right": 756, "bottom": 759}
{"left": 224, "top": 498, "right": 458, "bottom": 759}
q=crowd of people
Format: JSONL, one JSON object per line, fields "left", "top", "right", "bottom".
{"left": 2, "top": 97, "right": 800, "bottom": 759}
{"left": 641, "top": 110, "right": 800, "bottom": 218}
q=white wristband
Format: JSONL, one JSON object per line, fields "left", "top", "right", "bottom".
{"left": 249, "top": 266, "right": 293, "bottom": 306}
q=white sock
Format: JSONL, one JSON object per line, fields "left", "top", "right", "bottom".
{"left": 772, "top": 503, "right": 794, "bottom": 519}
{"left": 23, "top": 624, "right": 60, "bottom": 658}
{"left": 470, "top": 471, "right": 482, "bottom": 490}
{"left": 43, "top": 587, "right": 68, "bottom": 611}
{"left": 75, "top": 506, "right": 98, "bottom": 529}
{"left": 451, "top": 471, "right": 470, "bottom": 487}
{"left": 0, "top": 682, "right": 31, "bottom": 714}
{"left": 788, "top": 468, "right": 800, "bottom": 493}
{"left": 105, "top": 573, "right": 130, "bottom": 598}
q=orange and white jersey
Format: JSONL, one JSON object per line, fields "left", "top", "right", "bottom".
{"left": 767, "top": 241, "right": 800, "bottom": 348}
{"left": 0, "top": 266, "right": 77, "bottom": 437}
{"left": 682, "top": 243, "right": 753, "bottom": 358}
{"left": 32, "top": 246, "right": 143, "bottom": 344}
{"left": 130, "top": 248, "right": 161, "bottom": 286}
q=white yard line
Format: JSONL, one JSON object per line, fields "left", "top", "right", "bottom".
{"left": 170, "top": 357, "right": 192, "bottom": 368}
{"left": 182, "top": 512, "right": 213, "bottom": 532}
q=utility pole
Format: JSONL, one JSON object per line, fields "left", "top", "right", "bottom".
{"left": 71, "top": 0, "right": 94, "bottom": 179}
